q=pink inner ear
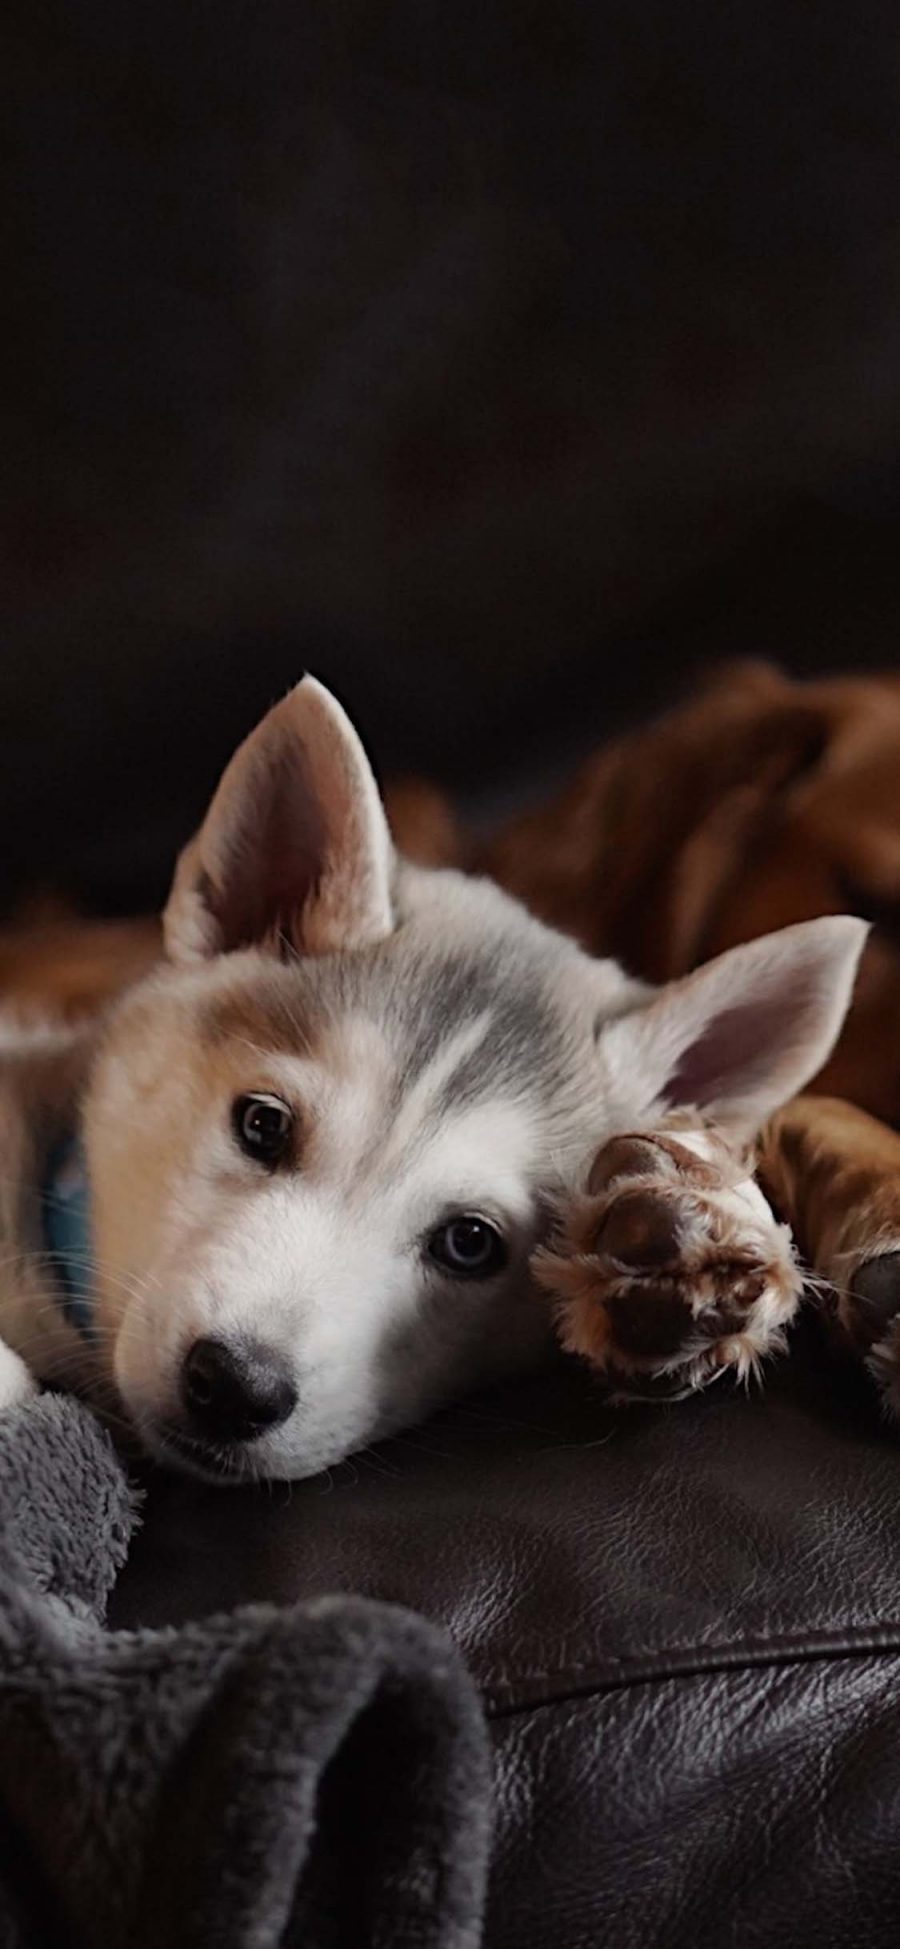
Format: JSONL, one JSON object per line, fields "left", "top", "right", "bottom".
{"left": 204, "top": 741, "right": 327, "bottom": 953}
{"left": 667, "top": 990, "right": 793, "bottom": 1107}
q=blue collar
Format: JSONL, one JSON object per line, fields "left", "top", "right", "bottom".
{"left": 41, "top": 1136, "right": 95, "bottom": 1340}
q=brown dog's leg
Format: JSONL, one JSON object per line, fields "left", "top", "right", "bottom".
{"left": 759, "top": 1096, "right": 900, "bottom": 1415}
{"left": 534, "top": 1118, "right": 803, "bottom": 1401}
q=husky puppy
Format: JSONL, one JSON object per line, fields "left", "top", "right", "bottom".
{"left": 0, "top": 680, "right": 865, "bottom": 1480}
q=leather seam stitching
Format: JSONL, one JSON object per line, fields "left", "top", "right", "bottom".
{"left": 483, "top": 1624, "right": 900, "bottom": 1717}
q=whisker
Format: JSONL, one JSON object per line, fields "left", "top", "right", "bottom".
{"left": 355, "top": 1444, "right": 401, "bottom": 1480}
{"left": 380, "top": 1430, "right": 453, "bottom": 1462}
{"left": 0, "top": 1245, "right": 163, "bottom": 1311}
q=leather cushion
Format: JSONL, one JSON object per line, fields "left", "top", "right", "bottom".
{"left": 110, "top": 1317, "right": 900, "bottom": 1946}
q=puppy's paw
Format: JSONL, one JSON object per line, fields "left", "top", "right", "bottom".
{"left": 0, "top": 1340, "right": 37, "bottom": 1411}
{"left": 534, "top": 1123, "right": 802, "bottom": 1400}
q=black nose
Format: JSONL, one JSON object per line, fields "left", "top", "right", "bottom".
{"left": 180, "top": 1336, "right": 297, "bottom": 1443}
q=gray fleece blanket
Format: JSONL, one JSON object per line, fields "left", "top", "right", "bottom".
{"left": 0, "top": 1394, "right": 491, "bottom": 1948}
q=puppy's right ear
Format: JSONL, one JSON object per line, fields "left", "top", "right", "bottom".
{"left": 163, "top": 678, "right": 394, "bottom": 964}
{"left": 596, "top": 915, "right": 868, "bottom": 1139}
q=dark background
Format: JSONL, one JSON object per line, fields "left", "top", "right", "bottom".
{"left": 5, "top": 0, "right": 900, "bottom": 915}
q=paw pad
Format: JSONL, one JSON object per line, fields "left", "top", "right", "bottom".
{"left": 605, "top": 1282, "right": 695, "bottom": 1358}
{"left": 593, "top": 1189, "right": 683, "bottom": 1267}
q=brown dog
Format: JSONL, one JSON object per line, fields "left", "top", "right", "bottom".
{"left": 479, "top": 659, "right": 900, "bottom": 1121}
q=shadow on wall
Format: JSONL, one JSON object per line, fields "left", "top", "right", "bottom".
{"left": 4, "top": 0, "right": 900, "bottom": 911}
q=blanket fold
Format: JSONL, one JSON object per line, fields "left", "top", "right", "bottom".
{"left": 0, "top": 1396, "right": 491, "bottom": 1949}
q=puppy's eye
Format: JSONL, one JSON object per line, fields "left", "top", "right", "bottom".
{"left": 232, "top": 1093, "right": 293, "bottom": 1166}
{"left": 427, "top": 1215, "right": 507, "bottom": 1280}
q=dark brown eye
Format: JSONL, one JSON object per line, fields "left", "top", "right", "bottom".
{"left": 232, "top": 1093, "right": 293, "bottom": 1166}
{"left": 427, "top": 1215, "right": 507, "bottom": 1280}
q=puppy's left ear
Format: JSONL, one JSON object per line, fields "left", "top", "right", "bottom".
{"left": 596, "top": 916, "right": 868, "bottom": 1138}
{"left": 164, "top": 678, "right": 394, "bottom": 963}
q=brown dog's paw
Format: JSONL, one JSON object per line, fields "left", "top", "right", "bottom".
{"left": 533, "top": 1124, "right": 803, "bottom": 1400}
{"left": 830, "top": 1252, "right": 900, "bottom": 1420}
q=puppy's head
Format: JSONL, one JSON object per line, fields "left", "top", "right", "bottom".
{"left": 82, "top": 679, "right": 865, "bottom": 1479}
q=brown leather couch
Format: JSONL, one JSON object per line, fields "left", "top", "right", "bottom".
{"left": 9, "top": 5, "right": 900, "bottom": 1938}
{"left": 112, "top": 1316, "right": 900, "bottom": 1947}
